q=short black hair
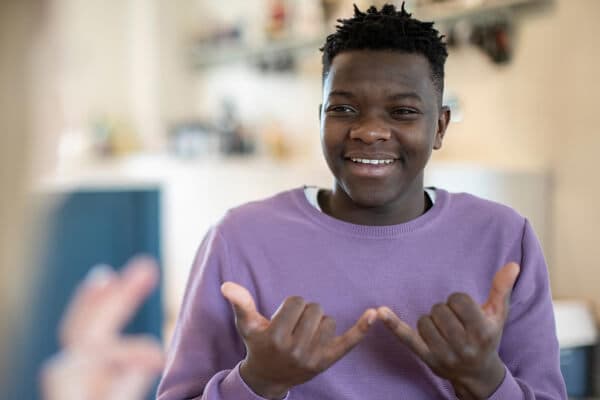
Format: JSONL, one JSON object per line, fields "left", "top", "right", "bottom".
{"left": 320, "top": 3, "right": 448, "bottom": 97}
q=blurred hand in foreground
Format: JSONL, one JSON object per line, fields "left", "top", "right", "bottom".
{"left": 40, "top": 256, "right": 165, "bottom": 400}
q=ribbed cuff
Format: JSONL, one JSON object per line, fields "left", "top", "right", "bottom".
{"left": 220, "top": 362, "right": 291, "bottom": 400}
{"left": 487, "top": 366, "right": 524, "bottom": 400}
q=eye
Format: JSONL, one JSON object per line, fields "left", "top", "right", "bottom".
{"left": 326, "top": 105, "right": 357, "bottom": 115}
{"left": 391, "top": 107, "right": 420, "bottom": 119}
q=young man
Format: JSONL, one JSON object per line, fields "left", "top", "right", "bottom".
{"left": 158, "top": 4, "right": 566, "bottom": 399}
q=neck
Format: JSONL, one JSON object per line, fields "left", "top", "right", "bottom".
{"left": 321, "top": 178, "right": 429, "bottom": 226}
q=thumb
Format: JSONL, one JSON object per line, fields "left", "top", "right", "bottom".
{"left": 482, "top": 262, "right": 520, "bottom": 321}
{"left": 328, "top": 308, "right": 377, "bottom": 362}
{"left": 221, "top": 282, "right": 269, "bottom": 336}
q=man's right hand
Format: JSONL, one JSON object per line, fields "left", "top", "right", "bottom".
{"left": 221, "top": 282, "right": 377, "bottom": 399}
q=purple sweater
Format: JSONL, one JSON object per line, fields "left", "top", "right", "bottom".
{"left": 157, "top": 188, "right": 567, "bottom": 399}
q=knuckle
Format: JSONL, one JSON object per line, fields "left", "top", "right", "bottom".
{"left": 270, "top": 333, "right": 290, "bottom": 352}
{"left": 306, "top": 302, "right": 323, "bottom": 315}
{"left": 285, "top": 296, "right": 305, "bottom": 307}
{"left": 431, "top": 303, "right": 446, "bottom": 315}
{"left": 321, "top": 315, "right": 336, "bottom": 332}
{"left": 448, "top": 292, "right": 470, "bottom": 308}
{"left": 442, "top": 351, "right": 459, "bottom": 367}
{"left": 417, "top": 315, "right": 431, "bottom": 331}
{"left": 470, "top": 323, "right": 491, "bottom": 340}
{"left": 305, "top": 356, "right": 322, "bottom": 373}
{"left": 476, "top": 328, "right": 490, "bottom": 342}
{"left": 458, "top": 344, "right": 478, "bottom": 361}
{"left": 290, "top": 346, "right": 304, "bottom": 361}
{"left": 478, "top": 327, "right": 496, "bottom": 346}
{"left": 445, "top": 324, "right": 462, "bottom": 340}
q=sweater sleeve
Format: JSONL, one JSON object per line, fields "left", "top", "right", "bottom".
{"left": 156, "top": 227, "right": 277, "bottom": 400}
{"left": 487, "top": 219, "right": 567, "bottom": 400}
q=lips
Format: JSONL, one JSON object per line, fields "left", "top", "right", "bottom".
{"left": 343, "top": 152, "right": 399, "bottom": 178}
{"left": 344, "top": 152, "right": 399, "bottom": 161}
{"left": 349, "top": 158, "right": 394, "bottom": 165}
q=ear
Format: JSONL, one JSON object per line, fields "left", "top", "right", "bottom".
{"left": 433, "top": 106, "right": 450, "bottom": 150}
{"left": 318, "top": 104, "right": 323, "bottom": 122}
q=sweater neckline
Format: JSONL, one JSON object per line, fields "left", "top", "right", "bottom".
{"left": 292, "top": 186, "right": 448, "bottom": 238}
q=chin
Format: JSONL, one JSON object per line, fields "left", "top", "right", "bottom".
{"left": 344, "top": 183, "right": 400, "bottom": 209}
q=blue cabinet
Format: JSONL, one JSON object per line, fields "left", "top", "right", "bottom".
{"left": 9, "top": 188, "right": 163, "bottom": 400}
{"left": 561, "top": 346, "right": 594, "bottom": 397}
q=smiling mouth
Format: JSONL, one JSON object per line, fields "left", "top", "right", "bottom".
{"left": 349, "top": 158, "right": 395, "bottom": 165}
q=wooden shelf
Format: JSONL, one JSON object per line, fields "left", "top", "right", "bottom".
{"left": 191, "top": 35, "right": 324, "bottom": 69}
{"left": 190, "top": 0, "right": 551, "bottom": 69}
{"left": 415, "top": 0, "right": 551, "bottom": 24}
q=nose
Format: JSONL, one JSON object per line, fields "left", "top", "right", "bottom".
{"left": 349, "top": 115, "right": 392, "bottom": 144}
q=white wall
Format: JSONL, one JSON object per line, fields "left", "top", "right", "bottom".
{"left": 31, "top": 0, "right": 163, "bottom": 174}
{"left": 548, "top": 0, "right": 600, "bottom": 318}
{"left": 439, "top": 10, "right": 556, "bottom": 169}
{"left": 436, "top": 0, "right": 600, "bottom": 317}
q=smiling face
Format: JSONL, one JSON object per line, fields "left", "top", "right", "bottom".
{"left": 320, "top": 50, "right": 450, "bottom": 223}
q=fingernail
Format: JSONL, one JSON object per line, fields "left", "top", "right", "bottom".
{"left": 367, "top": 312, "right": 376, "bottom": 325}
{"left": 221, "top": 282, "right": 231, "bottom": 296}
{"left": 381, "top": 308, "right": 392, "bottom": 322}
{"left": 85, "top": 264, "right": 114, "bottom": 287}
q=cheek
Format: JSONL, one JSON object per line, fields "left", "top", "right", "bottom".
{"left": 321, "top": 120, "right": 345, "bottom": 152}
{"left": 407, "top": 120, "right": 438, "bottom": 150}
{"left": 398, "top": 126, "right": 432, "bottom": 152}
{"left": 394, "top": 125, "right": 437, "bottom": 169}
{"left": 319, "top": 117, "right": 326, "bottom": 141}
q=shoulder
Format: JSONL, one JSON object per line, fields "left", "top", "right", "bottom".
{"left": 215, "top": 187, "right": 304, "bottom": 236}
{"left": 441, "top": 189, "right": 526, "bottom": 235}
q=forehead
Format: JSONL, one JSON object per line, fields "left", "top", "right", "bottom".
{"left": 324, "top": 50, "right": 435, "bottom": 99}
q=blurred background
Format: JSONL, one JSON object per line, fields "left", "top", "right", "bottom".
{"left": 2, "top": 0, "right": 599, "bottom": 398}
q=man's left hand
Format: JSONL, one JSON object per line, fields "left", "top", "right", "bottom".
{"left": 378, "top": 262, "right": 520, "bottom": 399}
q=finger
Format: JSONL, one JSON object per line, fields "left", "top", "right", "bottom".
{"left": 482, "top": 262, "right": 520, "bottom": 322}
{"left": 221, "top": 282, "right": 269, "bottom": 336}
{"left": 315, "top": 315, "right": 337, "bottom": 347}
{"left": 417, "top": 315, "right": 458, "bottom": 367}
{"left": 109, "top": 369, "right": 160, "bottom": 400}
{"left": 60, "top": 265, "right": 118, "bottom": 347}
{"left": 105, "top": 336, "right": 165, "bottom": 372}
{"left": 84, "top": 257, "right": 159, "bottom": 343}
{"left": 41, "top": 336, "right": 164, "bottom": 400}
{"left": 378, "top": 307, "right": 430, "bottom": 361}
{"left": 269, "top": 296, "right": 308, "bottom": 339}
{"left": 292, "top": 303, "right": 324, "bottom": 350}
{"left": 40, "top": 351, "right": 100, "bottom": 400}
{"left": 447, "top": 292, "right": 488, "bottom": 333}
{"left": 104, "top": 256, "right": 160, "bottom": 329}
{"left": 103, "top": 337, "right": 165, "bottom": 400}
{"left": 327, "top": 308, "right": 377, "bottom": 362}
{"left": 429, "top": 303, "right": 468, "bottom": 353}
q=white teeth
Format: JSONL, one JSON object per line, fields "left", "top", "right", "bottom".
{"left": 350, "top": 158, "right": 394, "bottom": 165}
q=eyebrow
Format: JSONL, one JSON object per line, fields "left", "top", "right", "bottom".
{"left": 389, "top": 92, "right": 423, "bottom": 103}
{"left": 328, "top": 90, "right": 356, "bottom": 99}
{"left": 327, "top": 90, "right": 424, "bottom": 103}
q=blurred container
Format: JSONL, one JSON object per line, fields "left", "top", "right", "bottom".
{"left": 554, "top": 300, "right": 598, "bottom": 397}
{"left": 169, "top": 122, "right": 220, "bottom": 159}
{"left": 91, "top": 117, "right": 141, "bottom": 158}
